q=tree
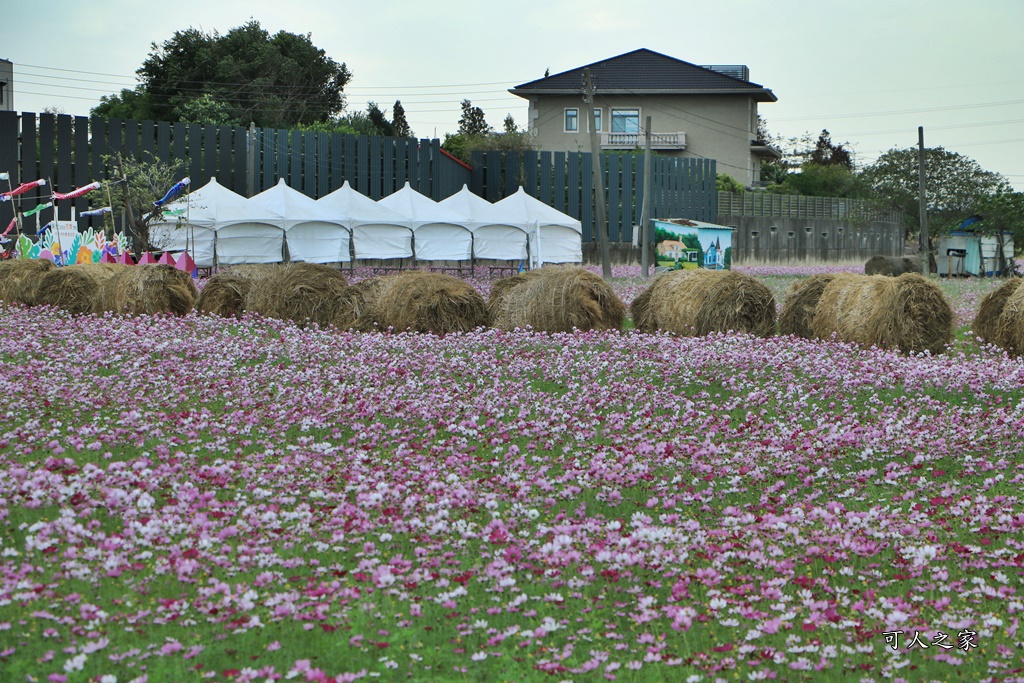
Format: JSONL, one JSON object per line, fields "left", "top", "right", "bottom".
{"left": 367, "top": 102, "right": 394, "bottom": 137}
{"left": 457, "top": 99, "right": 490, "bottom": 137}
{"left": 808, "top": 129, "right": 853, "bottom": 169}
{"left": 392, "top": 100, "right": 413, "bottom": 138}
{"left": 767, "top": 163, "right": 868, "bottom": 198}
{"left": 104, "top": 152, "right": 182, "bottom": 257}
{"left": 173, "top": 93, "right": 238, "bottom": 125}
{"left": 92, "top": 21, "right": 351, "bottom": 129}
{"left": 860, "top": 146, "right": 1009, "bottom": 237}
{"left": 716, "top": 173, "right": 745, "bottom": 194}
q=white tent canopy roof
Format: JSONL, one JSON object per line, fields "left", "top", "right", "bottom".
{"left": 377, "top": 182, "right": 470, "bottom": 230}
{"left": 319, "top": 181, "right": 413, "bottom": 260}
{"left": 494, "top": 187, "right": 583, "bottom": 264}
{"left": 494, "top": 187, "right": 583, "bottom": 234}
{"left": 149, "top": 177, "right": 286, "bottom": 267}
{"left": 440, "top": 185, "right": 529, "bottom": 261}
{"left": 317, "top": 181, "right": 410, "bottom": 229}
{"left": 250, "top": 179, "right": 329, "bottom": 226}
{"left": 251, "top": 179, "right": 351, "bottom": 263}
{"left": 379, "top": 182, "right": 473, "bottom": 261}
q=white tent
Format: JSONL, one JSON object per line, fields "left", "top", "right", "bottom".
{"left": 439, "top": 185, "right": 529, "bottom": 261}
{"left": 378, "top": 182, "right": 473, "bottom": 262}
{"left": 494, "top": 187, "right": 583, "bottom": 265}
{"left": 251, "top": 179, "right": 351, "bottom": 263}
{"left": 149, "top": 177, "right": 286, "bottom": 267}
{"left": 318, "top": 181, "right": 412, "bottom": 261}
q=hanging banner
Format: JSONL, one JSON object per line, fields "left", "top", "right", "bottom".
{"left": 154, "top": 177, "right": 190, "bottom": 207}
{"left": 0, "top": 179, "right": 47, "bottom": 202}
{"left": 52, "top": 182, "right": 102, "bottom": 201}
{"left": 23, "top": 202, "right": 52, "bottom": 218}
{"left": 79, "top": 206, "right": 112, "bottom": 217}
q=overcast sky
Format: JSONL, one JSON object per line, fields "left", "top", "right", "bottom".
{"left": 5, "top": 0, "right": 1022, "bottom": 190}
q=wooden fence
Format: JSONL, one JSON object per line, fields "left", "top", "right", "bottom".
{"left": 0, "top": 111, "right": 471, "bottom": 234}
{"left": 0, "top": 111, "right": 719, "bottom": 249}
{"left": 472, "top": 151, "right": 717, "bottom": 243}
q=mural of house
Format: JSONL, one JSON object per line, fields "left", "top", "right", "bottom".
{"left": 509, "top": 49, "right": 779, "bottom": 188}
{"left": 653, "top": 218, "right": 734, "bottom": 270}
{"left": 656, "top": 239, "right": 699, "bottom": 269}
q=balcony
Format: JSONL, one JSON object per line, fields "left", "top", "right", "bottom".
{"left": 601, "top": 131, "right": 686, "bottom": 150}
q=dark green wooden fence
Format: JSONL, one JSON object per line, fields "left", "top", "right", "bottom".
{"left": 471, "top": 151, "right": 717, "bottom": 243}
{"left": 0, "top": 111, "right": 471, "bottom": 234}
{"left": 0, "top": 111, "right": 718, "bottom": 246}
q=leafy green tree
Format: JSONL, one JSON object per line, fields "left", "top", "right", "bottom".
{"left": 392, "top": 100, "right": 413, "bottom": 138}
{"left": 173, "top": 93, "right": 238, "bottom": 125}
{"left": 93, "top": 21, "right": 351, "bottom": 128}
{"left": 808, "top": 129, "right": 853, "bottom": 169}
{"left": 716, "top": 173, "right": 745, "bottom": 194}
{"left": 767, "top": 163, "right": 868, "bottom": 198}
{"left": 860, "top": 146, "right": 1009, "bottom": 237}
{"left": 367, "top": 102, "right": 394, "bottom": 137}
{"left": 104, "top": 152, "right": 181, "bottom": 256}
{"left": 457, "top": 99, "right": 490, "bottom": 137}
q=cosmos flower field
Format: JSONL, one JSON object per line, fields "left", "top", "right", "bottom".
{"left": 2, "top": 265, "right": 1024, "bottom": 683}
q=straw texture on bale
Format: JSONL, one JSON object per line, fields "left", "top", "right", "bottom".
{"left": 973, "top": 278, "right": 1022, "bottom": 350}
{"left": 0, "top": 258, "right": 58, "bottom": 306}
{"left": 36, "top": 263, "right": 127, "bottom": 314}
{"left": 864, "top": 255, "right": 922, "bottom": 276}
{"left": 631, "top": 269, "right": 776, "bottom": 338}
{"left": 98, "top": 264, "right": 198, "bottom": 316}
{"left": 810, "top": 272, "right": 952, "bottom": 354}
{"left": 357, "top": 271, "right": 487, "bottom": 334}
{"left": 778, "top": 274, "right": 837, "bottom": 338}
{"left": 334, "top": 277, "right": 386, "bottom": 330}
{"left": 224, "top": 263, "right": 284, "bottom": 281}
{"left": 244, "top": 262, "right": 349, "bottom": 328}
{"left": 195, "top": 273, "right": 255, "bottom": 319}
{"left": 489, "top": 266, "right": 625, "bottom": 332}
{"left": 993, "top": 280, "right": 1024, "bottom": 356}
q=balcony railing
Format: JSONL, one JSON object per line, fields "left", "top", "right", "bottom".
{"left": 601, "top": 131, "right": 686, "bottom": 150}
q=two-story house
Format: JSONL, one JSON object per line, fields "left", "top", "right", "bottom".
{"left": 509, "top": 49, "right": 779, "bottom": 188}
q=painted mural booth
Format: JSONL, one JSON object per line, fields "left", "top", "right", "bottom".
{"left": 653, "top": 218, "right": 734, "bottom": 270}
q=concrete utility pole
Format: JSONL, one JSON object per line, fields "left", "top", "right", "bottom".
{"left": 584, "top": 68, "right": 612, "bottom": 279}
{"left": 640, "top": 116, "right": 653, "bottom": 277}
{"left": 918, "top": 126, "right": 930, "bottom": 276}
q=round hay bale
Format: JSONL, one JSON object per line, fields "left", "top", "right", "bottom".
{"left": 902, "top": 256, "right": 923, "bottom": 274}
{"left": 631, "top": 269, "right": 776, "bottom": 338}
{"left": 810, "top": 272, "right": 952, "bottom": 354}
{"left": 973, "top": 278, "right": 1022, "bottom": 349}
{"left": 98, "top": 264, "right": 198, "bottom": 316}
{"left": 357, "top": 271, "right": 487, "bottom": 334}
{"left": 489, "top": 266, "right": 625, "bottom": 333}
{"left": 334, "top": 277, "right": 386, "bottom": 330}
{"left": 993, "top": 280, "right": 1024, "bottom": 356}
{"left": 0, "top": 258, "right": 58, "bottom": 306}
{"left": 36, "top": 263, "right": 127, "bottom": 314}
{"left": 223, "top": 263, "right": 284, "bottom": 281}
{"left": 244, "top": 262, "right": 349, "bottom": 328}
{"left": 486, "top": 271, "right": 542, "bottom": 323}
{"left": 778, "top": 274, "right": 837, "bottom": 338}
{"left": 196, "top": 273, "right": 254, "bottom": 319}
{"left": 864, "top": 255, "right": 908, "bottom": 276}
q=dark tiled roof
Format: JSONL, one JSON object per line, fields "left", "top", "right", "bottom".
{"left": 511, "top": 48, "right": 776, "bottom": 102}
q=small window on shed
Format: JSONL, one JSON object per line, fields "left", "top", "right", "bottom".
{"left": 769, "top": 225, "right": 778, "bottom": 233}
{"left": 787, "top": 231, "right": 796, "bottom": 238}
{"left": 821, "top": 231, "right": 829, "bottom": 238}
{"left": 750, "top": 229, "right": 759, "bottom": 237}
{"left": 804, "top": 226, "right": 813, "bottom": 234}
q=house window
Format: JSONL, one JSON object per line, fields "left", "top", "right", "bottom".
{"left": 564, "top": 108, "right": 579, "bottom": 132}
{"left": 592, "top": 108, "right": 602, "bottom": 132}
{"left": 611, "top": 108, "right": 640, "bottom": 134}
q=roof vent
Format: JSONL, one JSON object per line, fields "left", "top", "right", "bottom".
{"left": 702, "top": 65, "right": 750, "bottom": 81}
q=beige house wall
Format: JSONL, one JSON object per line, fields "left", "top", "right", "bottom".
{"left": 525, "top": 93, "right": 763, "bottom": 186}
